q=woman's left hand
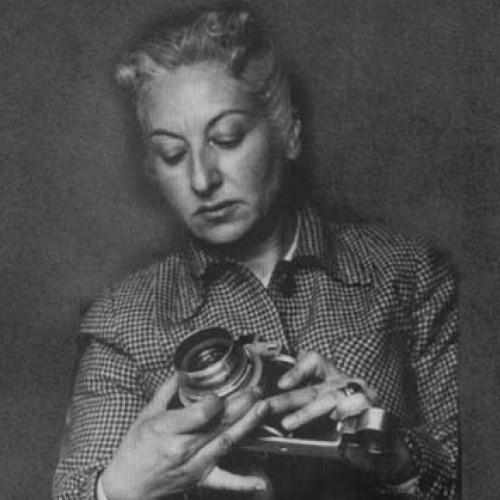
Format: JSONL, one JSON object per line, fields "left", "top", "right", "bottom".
{"left": 267, "top": 351, "right": 376, "bottom": 430}
{"left": 265, "top": 351, "right": 414, "bottom": 484}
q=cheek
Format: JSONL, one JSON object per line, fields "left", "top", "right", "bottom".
{"left": 230, "top": 137, "right": 283, "bottom": 192}
{"left": 154, "top": 168, "right": 190, "bottom": 213}
{"left": 248, "top": 152, "right": 286, "bottom": 202}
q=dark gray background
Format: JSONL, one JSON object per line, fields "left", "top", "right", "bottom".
{"left": 1, "top": 0, "right": 498, "bottom": 498}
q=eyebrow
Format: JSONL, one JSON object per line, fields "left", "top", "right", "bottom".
{"left": 147, "top": 109, "right": 252, "bottom": 139}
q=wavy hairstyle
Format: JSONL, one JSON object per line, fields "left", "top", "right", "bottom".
{"left": 115, "top": 1, "right": 296, "bottom": 141}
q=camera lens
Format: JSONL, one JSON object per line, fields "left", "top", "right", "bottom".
{"left": 174, "top": 327, "right": 263, "bottom": 405}
{"left": 188, "top": 345, "right": 225, "bottom": 371}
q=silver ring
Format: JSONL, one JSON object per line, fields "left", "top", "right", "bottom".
{"left": 341, "top": 382, "right": 362, "bottom": 397}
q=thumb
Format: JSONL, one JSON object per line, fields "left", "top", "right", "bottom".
{"left": 142, "top": 372, "right": 179, "bottom": 417}
{"left": 202, "top": 465, "right": 269, "bottom": 494}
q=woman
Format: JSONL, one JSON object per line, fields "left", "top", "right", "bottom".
{"left": 53, "top": 2, "right": 459, "bottom": 499}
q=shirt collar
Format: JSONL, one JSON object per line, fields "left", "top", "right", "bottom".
{"left": 296, "top": 204, "right": 373, "bottom": 285}
{"left": 184, "top": 203, "right": 372, "bottom": 286}
{"left": 184, "top": 238, "right": 222, "bottom": 280}
{"left": 282, "top": 212, "right": 300, "bottom": 262}
{"left": 160, "top": 203, "right": 372, "bottom": 326}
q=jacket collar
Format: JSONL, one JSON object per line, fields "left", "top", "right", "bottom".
{"left": 160, "top": 203, "right": 372, "bottom": 324}
{"left": 291, "top": 203, "right": 372, "bottom": 286}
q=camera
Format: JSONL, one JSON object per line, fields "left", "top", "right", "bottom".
{"left": 173, "top": 327, "right": 396, "bottom": 459}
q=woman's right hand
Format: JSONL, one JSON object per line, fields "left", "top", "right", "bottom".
{"left": 100, "top": 373, "right": 270, "bottom": 500}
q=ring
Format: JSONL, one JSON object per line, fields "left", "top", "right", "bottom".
{"left": 341, "top": 382, "right": 362, "bottom": 397}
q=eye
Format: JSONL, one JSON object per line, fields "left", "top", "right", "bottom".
{"left": 209, "top": 134, "right": 244, "bottom": 150}
{"left": 150, "top": 144, "right": 187, "bottom": 167}
{"left": 149, "top": 137, "right": 188, "bottom": 167}
{"left": 160, "top": 149, "right": 186, "bottom": 166}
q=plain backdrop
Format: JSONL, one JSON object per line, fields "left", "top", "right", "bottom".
{"left": 1, "top": 0, "right": 499, "bottom": 498}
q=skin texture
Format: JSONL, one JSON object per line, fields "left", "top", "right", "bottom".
{"left": 140, "top": 63, "right": 300, "bottom": 272}
{"left": 101, "top": 375, "right": 271, "bottom": 500}
{"left": 268, "top": 351, "right": 414, "bottom": 484}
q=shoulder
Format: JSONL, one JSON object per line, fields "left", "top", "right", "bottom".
{"left": 336, "top": 223, "right": 423, "bottom": 263}
{"left": 105, "top": 252, "right": 188, "bottom": 306}
{"left": 80, "top": 251, "right": 189, "bottom": 339}
{"left": 328, "top": 221, "right": 453, "bottom": 284}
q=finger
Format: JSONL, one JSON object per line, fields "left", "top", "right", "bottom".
{"left": 172, "top": 394, "right": 226, "bottom": 434}
{"left": 221, "top": 388, "right": 262, "bottom": 426}
{"left": 277, "top": 352, "right": 321, "bottom": 389}
{"left": 278, "top": 352, "right": 341, "bottom": 389}
{"left": 351, "top": 378, "right": 379, "bottom": 405}
{"left": 281, "top": 389, "right": 340, "bottom": 430}
{"left": 141, "top": 373, "right": 180, "bottom": 417}
{"left": 167, "top": 390, "right": 264, "bottom": 456}
{"left": 332, "top": 392, "right": 372, "bottom": 421}
{"left": 202, "top": 465, "right": 268, "bottom": 493}
{"left": 192, "top": 400, "right": 269, "bottom": 466}
{"left": 266, "top": 385, "right": 319, "bottom": 415}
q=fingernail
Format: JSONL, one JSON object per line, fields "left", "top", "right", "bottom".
{"left": 205, "top": 393, "right": 223, "bottom": 408}
{"left": 278, "top": 374, "right": 291, "bottom": 389}
{"left": 256, "top": 401, "right": 269, "bottom": 417}
{"left": 254, "top": 481, "right": 267, "bottom": 491}
{"left": 282, "top": 416, "right": 296, "bottom": 430}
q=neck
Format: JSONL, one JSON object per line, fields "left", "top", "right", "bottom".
{"left": 239, "top": 209, "right": 296, "bottom": 285}
{"left": 205, "top": 204, "right": 296, "bottom": 286}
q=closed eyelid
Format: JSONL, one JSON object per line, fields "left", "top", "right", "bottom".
{"left": 147, "top": 111, "right": 255, "bottom": 142}
{"left": 207, "top": 110, "right": 255, "bottom": 133}
{"left": 209, "top": 130, "right": 244, "bottom": 141}
{"left": 148, "top": 139, "right": 188, "bottom": 166}
{"left": 209, "top": 121, "right": 254, "bottom": 143}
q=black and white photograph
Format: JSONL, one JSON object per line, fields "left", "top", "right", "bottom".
{"left": 1, "top": 0, "right": 499, "bottom": 498}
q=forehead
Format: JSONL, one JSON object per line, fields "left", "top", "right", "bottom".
{"left": 138, "top": 63, "right": 254, "bottom": 134}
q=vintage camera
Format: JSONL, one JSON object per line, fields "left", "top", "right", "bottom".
{"left": 173, "top": 327, "right": 396, "bottom": 459}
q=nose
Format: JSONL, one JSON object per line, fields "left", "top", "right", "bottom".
{"left": 189, "top": 146, "right": 222, "bottom": 196}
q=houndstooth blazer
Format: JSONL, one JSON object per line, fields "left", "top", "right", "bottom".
{"left": 53, "top": 204, "right": 459, "bottom": 499}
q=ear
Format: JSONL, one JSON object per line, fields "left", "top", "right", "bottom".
{"left": 285, "top": 116, "right": 302, "bottom": 161}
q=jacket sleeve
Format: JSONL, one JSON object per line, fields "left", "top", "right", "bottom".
{"left": 380, "top": 240, "right": 459, "bottom": 499}
{"left": 52, "top": 291, "right": 147, "bottom": 500}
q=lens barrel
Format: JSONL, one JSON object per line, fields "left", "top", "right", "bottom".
{"left": 174, "top": 327, "right": 264, "bottom": 405}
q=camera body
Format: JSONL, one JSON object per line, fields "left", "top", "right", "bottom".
{"left": 173, "top": 327, "right": 396, "bottom": 459}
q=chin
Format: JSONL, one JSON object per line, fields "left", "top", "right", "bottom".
{"left": 194, "top": 221, "right": 252, "bottom": 247}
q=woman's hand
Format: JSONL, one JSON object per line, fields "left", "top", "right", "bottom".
{"left": 266, "top": 351, "right": 414, "bottom": 484}
{"left": 101, "top": 373, "right": 270, "bottom": 500}
{"left": 267, "top": 351, "right": 376, "bottom": 430}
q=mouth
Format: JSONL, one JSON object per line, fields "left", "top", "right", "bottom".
{"left": 195, "top": 200, "right": 239, "bottom": 218}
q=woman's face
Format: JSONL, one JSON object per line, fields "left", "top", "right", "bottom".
{"left": 138, "top": 63, "right": 299, "bottom": 248}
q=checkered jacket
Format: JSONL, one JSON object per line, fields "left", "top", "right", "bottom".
{"left": 53, "top": 204, "right": 459, "bottom": 499}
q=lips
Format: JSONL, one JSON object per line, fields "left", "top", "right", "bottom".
{"left": 196, "top": 200, "right": 238, "bottom": 215}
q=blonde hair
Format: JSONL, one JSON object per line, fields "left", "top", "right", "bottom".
{"left": 115, "top": 1, "right": 295, "bottom": 139}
